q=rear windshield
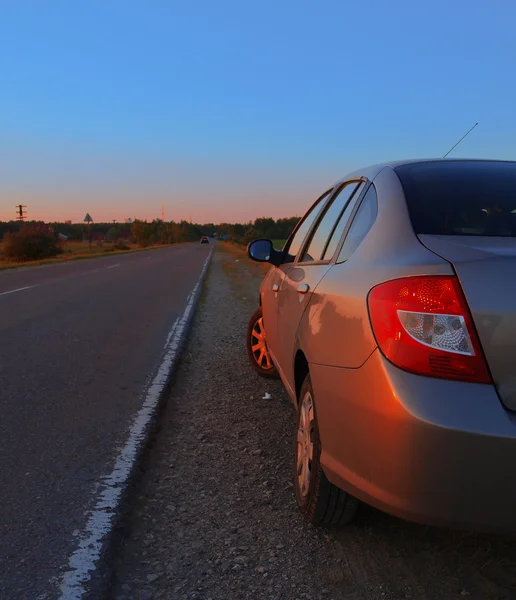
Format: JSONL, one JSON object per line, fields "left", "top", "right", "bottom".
{"left": 395, "top": 161, "right": 516, "bottom": 237}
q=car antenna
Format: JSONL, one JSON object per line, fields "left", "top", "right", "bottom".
{"left": 443, "top": 122, "right": 478, "bottom": 158}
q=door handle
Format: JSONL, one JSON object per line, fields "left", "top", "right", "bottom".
{"left": 272, "top": 283, "right": 280, "bottom": 292}
{"left": 297, "top": 284, "right": 310, "bottom": 294}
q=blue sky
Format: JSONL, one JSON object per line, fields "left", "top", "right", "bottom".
{"left": 1, "top": 0, "right": 515, "bottom": 223}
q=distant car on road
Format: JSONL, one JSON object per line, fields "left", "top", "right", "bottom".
{"left": 246, "top": 159, "right": 516, "bottom": 534}
{"left": 200, "top": 236, "right": 210, "bottom": 244}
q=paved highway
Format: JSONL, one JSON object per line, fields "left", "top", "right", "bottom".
{"left": 0, "top": 244, "right": 211, "bottom": 599}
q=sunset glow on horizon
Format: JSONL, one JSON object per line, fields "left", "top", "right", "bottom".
{"left": 0, "top": 155, "right": 335, "bottom": 224}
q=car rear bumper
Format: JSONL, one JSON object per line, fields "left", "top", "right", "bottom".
{"left": 310, "top": 350, "right": 516, "bottom": 533}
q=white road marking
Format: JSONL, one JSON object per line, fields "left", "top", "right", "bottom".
{"left": 164, "top": 317, "right": 180, "bottom": 349}
{"left": 0, "top": 285, "right": 36, "bottom": 297}
{"left": 56, "top": 248, "right": 213, "bottom": 600}
{"left": 106, "top": 264, "right": 120, "bottom": 269}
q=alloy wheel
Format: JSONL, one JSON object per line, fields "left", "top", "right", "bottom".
{"left": 296, "top": 390, "right": 314, "bottom": 498}
{"left": 251, "top": 317, "right": 273, "bottom": 370}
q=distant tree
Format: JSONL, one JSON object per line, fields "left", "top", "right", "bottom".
{"left": 3, "top": 227, "right": 63, "bottom": 262}
{"left": 276, "top": 216, "right": 300, "bottom": 239}
{"left": 131, "top": 219, "right": 148, "bottom": 246}
{"left": 253, "top": 217, "right": 276, "bottom": 239}
{"left": 107, "top": 226, "right": 122, "bottom": 242}
{"left": 0, "top": 221, "right": 22, "bottom": 239}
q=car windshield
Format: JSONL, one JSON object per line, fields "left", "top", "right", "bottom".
{"left": 395, "top": 161, "right": 516, "bottom": 237}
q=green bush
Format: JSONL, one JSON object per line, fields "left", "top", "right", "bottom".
{"left": 114, "top": 239, "right": 130, "bottom": 251}
{"left": 3, "top": 228, "right": 63, "bottom": 262}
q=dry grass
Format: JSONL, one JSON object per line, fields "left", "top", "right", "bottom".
{"left": 222, "top": 241, "right": 271, "bottom": 277}
{"left": 0, "top": 240, "right": 174, "bottom": 270}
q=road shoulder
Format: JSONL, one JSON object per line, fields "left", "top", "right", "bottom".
{"left": 109, "top": 243, "right": 516, "bottom": 600}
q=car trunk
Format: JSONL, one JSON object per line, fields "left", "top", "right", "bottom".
{"left": 419, "top": 235, "right": 516, "bottom": 410}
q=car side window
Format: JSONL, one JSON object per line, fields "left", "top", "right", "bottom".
{"left": 337, "top": 184, "right": 378, "bottom": 263}
{"left": 283, "top": 190, "right": 331, "bottom": 262}
{"left": 320, "top": 181, "right": 366, "bottom": 260}
{"left": 301, "top": 182, "right": 360, "bottom": 263}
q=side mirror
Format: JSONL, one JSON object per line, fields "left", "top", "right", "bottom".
{"left": 248, "top": 238, "right": 276, "bottom": 262}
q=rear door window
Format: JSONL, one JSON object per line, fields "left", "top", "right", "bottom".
{"left": 301, "top": 182, "right": 360, "bottom": 262}
{"left": 395, "top": 161, "right": 516, "bottom": 237}
{"left": 283, "top": 190, "right": 331, "bottom": 262}
{"left": 322, "top": 181, "right": 366, "bottom": 260}
{"left": 338, "top": 184, "right": 378, "bottom": 262}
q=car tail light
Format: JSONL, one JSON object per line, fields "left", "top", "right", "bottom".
{"left": 368, "top": 276, "right": 491, "bottom": 383}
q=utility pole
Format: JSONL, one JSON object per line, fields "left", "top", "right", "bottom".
{"left": 16, "top": 204, "right": 27, "bottom": 221}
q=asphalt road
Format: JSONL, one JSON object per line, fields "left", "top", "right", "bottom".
{"left": 0, "top": 244, "right": 211, "bottom": 600}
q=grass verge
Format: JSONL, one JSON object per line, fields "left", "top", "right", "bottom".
{"left": 0, "top": 241, "right": 179, "bottom": 271}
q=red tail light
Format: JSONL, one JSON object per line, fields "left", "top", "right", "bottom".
{"left": 368, "top": 276, "right": 491, "bottom": 384}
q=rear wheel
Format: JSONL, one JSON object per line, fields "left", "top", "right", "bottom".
{"left": 246, "top": 307, "right": 279, "bottom": 378}
{"left": 294, "top": 374, "right": 358, "bottom": 526}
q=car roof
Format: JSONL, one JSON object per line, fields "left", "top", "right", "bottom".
{"left": 334, "top": 158, "right": 516, "bottom": 187}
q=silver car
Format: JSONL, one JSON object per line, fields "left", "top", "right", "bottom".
{"left": 246, "top": 159, "right": 516, "bottom": 533}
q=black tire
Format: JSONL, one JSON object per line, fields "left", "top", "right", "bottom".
{"left": 294, "top": 374, "right": 358, "bottom": 526}
{"left": 246, "top": 307, "right": 279, "bottom": 378}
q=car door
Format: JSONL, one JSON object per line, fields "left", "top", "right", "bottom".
{"left": 274, "top": 180, "right": 366, "bottom": 389}
{"left": 297, "top": 182, "right": 379, "bottom": 370}
{"left": 261, "top": 190, "right": 331, "bottom": 361}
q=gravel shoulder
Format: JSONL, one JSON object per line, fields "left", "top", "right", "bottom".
{"left": 109, "top": 243, "right": 516, "bottom": 600}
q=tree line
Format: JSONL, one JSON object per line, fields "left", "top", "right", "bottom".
{"left": 0, "top": 215, "right": 300, "bottom": 247}
{"left": 216, "top": 217, "right": 299, "bottom": 245}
